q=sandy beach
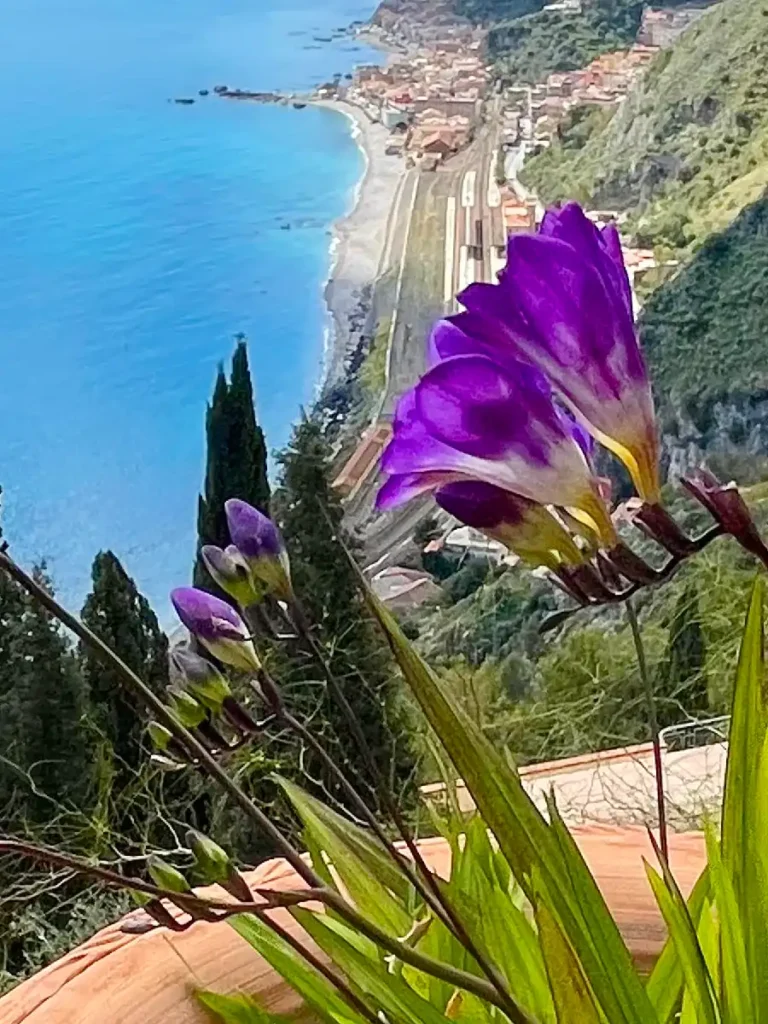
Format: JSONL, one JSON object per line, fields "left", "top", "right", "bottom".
{"left": 314, "top": 99, "right": 408, "bottom": 382}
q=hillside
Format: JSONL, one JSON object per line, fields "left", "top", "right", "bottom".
{"left": 488, "top": 0, "right": 646, "bottom": 83}
{"left": 639, "top": 191, "right": 768, "bottom": 465}
{"left": 522, "top": 0, "right": 768, "bottom": 254}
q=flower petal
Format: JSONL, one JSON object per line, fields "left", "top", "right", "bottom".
{"left": 460, "top": 228, "right": 659, "bottom": 501}
{"left": 378, "top": 355, "right": 616, "bottom": 543}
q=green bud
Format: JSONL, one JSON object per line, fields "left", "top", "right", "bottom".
{"left": 170, "top": 647, "right": 231, "bottom": 712}
{"left": 148, "top": 721, "right": 173, "bottom": 752}
{"left": 147, "top": 855, "right": 190, "bottom": 894}
{"left": 168, "top": 687, "right": 207, "bottom": 729}
{"left": 129, "top": 888, "right": 152, "bottom": 907}
{"left": 186, "top": 829, "right": 231, "bottom": 883}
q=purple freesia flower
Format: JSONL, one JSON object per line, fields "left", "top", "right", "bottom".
{"left": 451, "top": 203, "right": 659, "bottom": 503}
{"left": 435, "top": 481, "right": 583, "bottom": 569}
{"left": 170, "top": 587, "right": 261, "bottom": 673}
{"left": 225, "top": 500, "right": 293, "bottom": 601}
{"left": 377, "top": 353, "right": 615, "bottom": 545}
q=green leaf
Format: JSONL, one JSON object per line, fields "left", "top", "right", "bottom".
{"left": 704, "top": 824, "right": 753, "bottom": 1021}
{"left": 230, "top": 914, "right": 367, "bottom": 1024}
{"left": 276, "top": 776, "right": 411, "bottom": 935}
{"left": 645, "top": 867, "right": 710, "bottom": 1023}
{"left": 363, "top": 586, "right": 656, "bottom": 1024}
{"left": 294, "top": 908, "right": 453, "bottom": 1024}
{"left": 681, "top": 899, "right": 720, "bottom": 1024}
{"left": 534, "top": 880, "right": 602, "bottom": 1024}
{"left": 196, "top": 991, "right": 286, "bottom": 1024}
{"left": 720, "top": 576, "right": 768, "bottom": 1015}
{"left": 644, "top": 863, "right": 719, "bottom": 1024}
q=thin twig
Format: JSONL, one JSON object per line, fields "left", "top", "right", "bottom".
{"left": 626, "top": 598, "right": 669, "bottom": 862}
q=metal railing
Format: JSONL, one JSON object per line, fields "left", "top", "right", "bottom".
{"left": 660, "top": 715, "right": 730, "bottom": 752}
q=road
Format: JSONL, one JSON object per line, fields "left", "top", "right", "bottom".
{"left": 344, "top": 126, "right": 506, "bottom": 568}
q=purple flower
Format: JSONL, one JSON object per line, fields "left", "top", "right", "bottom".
{"left": 377, "top": 353, "right": 615, "bottom": 545}
{"left": 170, "top": 587, "right": 260, "bottom": 673}
{"left": 202, "top": 544, "right": 262, "bottom": 607}
{"left": 448, "top": 203, "right": 659, "bottom": 502}
{"left": 225, "top": 500, "right": 293, "bottom": 601}
{"left": 435, "top": 481, "right": 583, "bottom": 569}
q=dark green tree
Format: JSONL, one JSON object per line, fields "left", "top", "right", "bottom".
{"left": 194, "top": 337, "right": 271, "bottom": 591}
{"left": 80, "top": 551, "right": 168, "bottom": 779}
{"left": 10, "top": 568, "right": 92, "bottom": 824}
{"left": 659, "top": 581, "right": 708, "bottom": 725}
{"left": 274, "top": 418, "right": 413, "bottom": 811}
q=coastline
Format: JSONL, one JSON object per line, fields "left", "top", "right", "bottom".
{"left": 314, "top": 98, "right": 407, "bottom": 384}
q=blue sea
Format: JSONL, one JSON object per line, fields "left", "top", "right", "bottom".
{"left": 0, "top": 0, "right": 380, "bottom": 616}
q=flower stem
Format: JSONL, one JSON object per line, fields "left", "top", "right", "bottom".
{"left": 625, "top": 597, "right": 669, "bottom": 862}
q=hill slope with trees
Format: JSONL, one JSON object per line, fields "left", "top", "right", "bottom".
{"left": 522, "top": 0, "right": 768, "bottom": 254}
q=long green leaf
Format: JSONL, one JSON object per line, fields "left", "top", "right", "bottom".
{"left": 644, "top": 864, "right": 719, "bottom": 1024}
{"left": 645, "top": 867, "right": 710, "bottom": 1023}
{"left": 533, "top": 877, "right": 602, "bottom": 1024}
{"left": 277, "top": 777, "right": 411, "bottom": 935}
{"left": 363, "top": 587, "right": 656, "bottom": 1024}
{"left": 720, "top": 576, "right": 768, "bottom": 1015}
{"left": 294, "top": 908, "right": 453, "bottom": 1024}
{"left": 704, "top": 824, "right": 753, "bottom": 1021}
{"left": 681, "top": 898, "right": 720, "bottom": 1024}
{"left": 230, "top": 915, "right": 367, "bottom": 1024}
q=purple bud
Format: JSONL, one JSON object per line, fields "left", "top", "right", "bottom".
{"left": 225, "top": 499, "right": 293, "bottom": 600}
{"left": 170, "top": 587, "right": 261, "bottom": 673}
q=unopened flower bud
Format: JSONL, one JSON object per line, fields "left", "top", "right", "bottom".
{"left": 148, "top": 721, "right": 174, "bottom": 752}
{"left": 225, "top": 500, "right": 293, "bottom": 601}
{"left": 186, "top": 829, "right": 252, "bottom": 901}
{"left": 147, "top": 856, "right": 190, "bottom": 894}
{"left": 186, "top": 829, "right": 230, "bottom": 882}
{"left": 170, "top": 588, "right": 261, "bottom": 673}
{"left": 168, "top": 687, "right": 207, "bottom": 729}
{"left": 170, "top": 647, "right": 232, "bottom": 711}
{"left": 202, "top": 544, "right": 264, "bottom": 607}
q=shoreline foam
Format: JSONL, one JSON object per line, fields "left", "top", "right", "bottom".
{"left": 314, "top": 98, "right": 407, "bottom": 386}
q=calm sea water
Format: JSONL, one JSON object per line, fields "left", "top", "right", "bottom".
{"left": 0, "top": 0, "right": 379, "bottom": 615}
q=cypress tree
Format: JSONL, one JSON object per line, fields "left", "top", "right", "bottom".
{"left": 194, "top": 337, "right": 270, "bottom": 591}
{"left": 80, "top": 551, "right": 168, "bottom": 779}
{"left": 275, "top": 418, "right": 413, "bottom": 811}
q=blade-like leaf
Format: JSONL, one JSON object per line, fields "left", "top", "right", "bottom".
{"left": 533, "top": 878, "right": 602, "bottom": 1024}
{"left": 277, "top": 776, "right": 411, "bottom": 935}
{"left": 681, "top": 899, "right": 720, "bottom": 1024}
{"left": 720, "top": 576, "right": 768, "bottom": 1015}
{"left": 230, "top": 914, "right": 367, "bottom": 1024}
{"left": 645, "top": 867, "right": 710, "bottom": 1023}
{"left": 363, "top": 587, "right": 656, "bottom": 1024}
{"left": 704, "top": 824, "right": 753, "bottom": 1021}
{"left": 644, "top": 864, "right": 719, "bottom": 1024}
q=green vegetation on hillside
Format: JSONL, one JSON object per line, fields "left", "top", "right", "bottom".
{"left": 489, "top": 0, "right": 644, "bottom": 84}
{"left": 639, "top": 191, "right": 768, "bottom": 427}
{"left": 454, "top": 0, "right": 544, "bottom": 22}
{"left": 522, "top": 0, "right": 768, "bottom": 254}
